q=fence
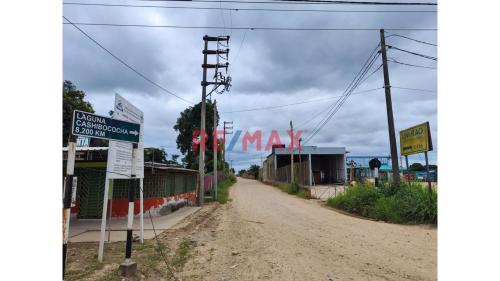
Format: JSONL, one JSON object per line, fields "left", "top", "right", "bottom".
{"left": 275, "top": 161, "right": 310, "bottom": 185}
{"left": 203, "top": 171, "right": 224, "bottom": 193}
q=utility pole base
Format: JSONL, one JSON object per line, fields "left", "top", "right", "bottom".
{"left": 118, "top": 260, "right": 137, "bottom": 277}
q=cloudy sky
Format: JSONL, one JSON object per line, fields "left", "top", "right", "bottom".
{"left": 63, "top": 0, "right": 437, "bottom": 171}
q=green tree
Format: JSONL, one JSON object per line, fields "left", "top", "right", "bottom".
{"left": 238, "top": 169, "right": 246, "bottom": 176}
{"left": 144, "top": 147, "right": 168, "bottom": 163}
{"left": 248, "top": 164, "right": 260, "bottom": 179}
{"left": 173, "top": 100, "right": 224, "bottom": 171}
{"left": 63, "top": 80, "right": 94, "bottom": 146}
{"left": 409, "top": 163, "right": 426, "bottom": 171}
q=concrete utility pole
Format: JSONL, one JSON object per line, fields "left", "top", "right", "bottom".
{"left": 298, "top": 138, "right": 302, "bottom": 184}
{"left": 290, "top": 120, "right": 294, "bottom": 183}
{"left": 199, "top": 35, "right": 230, "bottom": 206}
{"left": 222, "top": 121, "right": 233, "bottom": 176}
{"left": 379, "top": 29, "right": 401, "bottom": 186}
{"left": 213, "top": 101, "right": 218, "bottom": 201}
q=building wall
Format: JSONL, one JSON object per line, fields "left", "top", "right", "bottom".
{"left": 70, "top": 166, "right": 198, "bottom": 218}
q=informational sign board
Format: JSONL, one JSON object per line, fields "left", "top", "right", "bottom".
{"left": 72, "top": 110, "right": 140, "bottom": 143}
{"left": 107, "top": 94, "right": 144, "bottom": 179}
{"left": 399, "top": 122, "right": 433, "bottom": 156}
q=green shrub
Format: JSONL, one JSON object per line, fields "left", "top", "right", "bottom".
{"left": 327, "top": 182, "right": 437, "bottom": 225}
{"left": 327, "top": 185, "right": 381, "bottom": 216}
{"left": 371, "top": 196, "right": 404, "bottom": 223}
{"left": 296, "top": 189, "right": 310, "bottom": 199}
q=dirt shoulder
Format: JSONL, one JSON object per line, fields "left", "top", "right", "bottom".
{"left": 179, "top": 178, "right": 437, "bottom": 281}
{"left": 65, "top": 203, "right": 220, "bottom": 281}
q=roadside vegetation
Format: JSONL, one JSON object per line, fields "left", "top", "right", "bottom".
{"left": 266, "top": 181, "right": 311, "bottom": 199}
{"left": 327, "top": 181, "right": 437, "bottom": 224}
{"left": 216, "top": 172, "right": 237, "bottom": 204}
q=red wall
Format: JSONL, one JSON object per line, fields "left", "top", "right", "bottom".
{"left": 70, "top": 192, "right": 196, "bottom": 217}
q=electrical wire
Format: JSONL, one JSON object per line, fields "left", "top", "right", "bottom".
{"left": 147, "top": 209, "right": 180, "bottom": 281}
{"left": 385, "top": 31, "right": 437, "bottom": 46}
{"left": 387, "top": 45, "right": 437, "bottom": 61}
{"left": 388, "top": 58, "right": 437, "bottom": 69}
{"left": 303, "top": 44, "right": 381, "bottom": 144}
{"left": 392, "top": 86, "right": 436, "bottom": 92}
{"left": 63, "top": 2, "right": 438, "bottom": 13}
{"left": 139, "top": 0, "right": 438, "bottom": 6}
{"left": 358, "top": 63, "right": 382, "bottom": 85}
{"left": 63, "top": 16, "right": 195, "bottom": 104}
{"left": 295, "top": 87, "right": 382, "bottom": 129}
{"left": 62, "top": 22, "right": 437, "bottom": 31}
{"left": 221, "top": 87, "right": 382, "bottom": 113}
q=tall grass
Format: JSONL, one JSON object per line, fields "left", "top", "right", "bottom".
{"left": 216, "top": 172, "right": 237, "bottom": 204}
{"left": 327, "top": 182, "right": 437, "bottom": 225}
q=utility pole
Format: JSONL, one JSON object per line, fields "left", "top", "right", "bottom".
{"left": 198, "top": 35, "right": 231, "bottom": 206}
{"left": 213, "top": 101, "right": 218, "bottom": 201}
{"left": 298, "top": 137, "right": 302, "bottom": 184}
{"left": 290, "top": 121, "right": 294, "bottom": 183}
{"left": 379, "top": 29, "right": 401, "bottom": 186}
{"left": 223, "top": 121, "right": 233, "bottom": 176}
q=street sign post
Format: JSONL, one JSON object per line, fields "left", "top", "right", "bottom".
{"left": 72, "top": 110, "right": 140, "bottom": 143}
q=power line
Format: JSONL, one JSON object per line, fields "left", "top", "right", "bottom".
{"left": 63, "top": 2, "right": 438, "bottom": 13}
{"left": 62, "top": 22, "right": 437, "bottom": 31}
{"left": 295, "top": 87, "right": 382, "bottom": 129}
{"left": 63, "top": 16, "right": 195, "bottom": 104}
{"left": 392, "top": 86, "right": 436, "bottom": 92}
{"left": 221, "top": 87, "right": 382, "bottom": 113}
{"left": 358, "top": 63, "right": 382, "bottom": 85}
{"left": 388, "top": 58, "right": 437, "bottom": 69}
{"left": 385, "top": 31, "right": 437, "bottom": 46}
{"left": 303, "top": 44, "right": 381, "bottom": 143}
{"left": 139, "top": 0, "right": 438, "bottom": 6}
{"left": 387, "top": 45, "right": 437, "bottom": 61}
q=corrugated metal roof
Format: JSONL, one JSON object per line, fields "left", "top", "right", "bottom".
{"left": 144, "top": 162, "right": 198, "bottom": 173}
{"left": 274, "top": 146, "right": 346, "bottom": 155}
{"left": 62, "top": 147, "right": 108, "bottom": 151}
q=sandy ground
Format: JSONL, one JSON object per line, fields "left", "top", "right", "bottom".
{"left": 180, "top": 178, "right": 437, "bottom": 281}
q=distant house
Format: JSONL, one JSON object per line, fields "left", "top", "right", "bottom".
{"left": 262, "top": 145, "right": 347, "bottom": 186}
{"left": 63, "top": 147, "right": 198, "bottom": 219}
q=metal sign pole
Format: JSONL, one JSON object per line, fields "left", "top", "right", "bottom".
{"left": 63, "top": 135, "right": 77, "bottom": 278}
{"left": 424, "top": 151, "right": 432, "bottom": 192}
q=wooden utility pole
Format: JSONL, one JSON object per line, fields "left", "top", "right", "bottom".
{"left": 290, "top": 121, "right": 294, "bottom": 183}
{"left": 379, "top": 29, "right": 401, "bottom": 186}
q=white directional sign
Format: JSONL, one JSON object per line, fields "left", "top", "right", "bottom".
{"left": 107, "top": 94, "right": 144, "bottom": 179}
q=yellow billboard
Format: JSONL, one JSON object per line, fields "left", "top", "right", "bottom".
{"left": 399, "top": 122, "right": 433, "bottom": 156}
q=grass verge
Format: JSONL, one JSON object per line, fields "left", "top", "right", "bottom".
{"left": 326, "top": 181, "right": 437, "bottom": 225}
{"left": 264, "top": 181, "right": 311, "bottom": 199}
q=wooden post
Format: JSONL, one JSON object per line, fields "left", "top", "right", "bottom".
{"left": 63, "top": 135, "right": 76, "bottom": 278}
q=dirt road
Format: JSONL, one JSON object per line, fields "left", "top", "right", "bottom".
{"left": 181, "top": 178, "right": 437, "bottom": 281}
